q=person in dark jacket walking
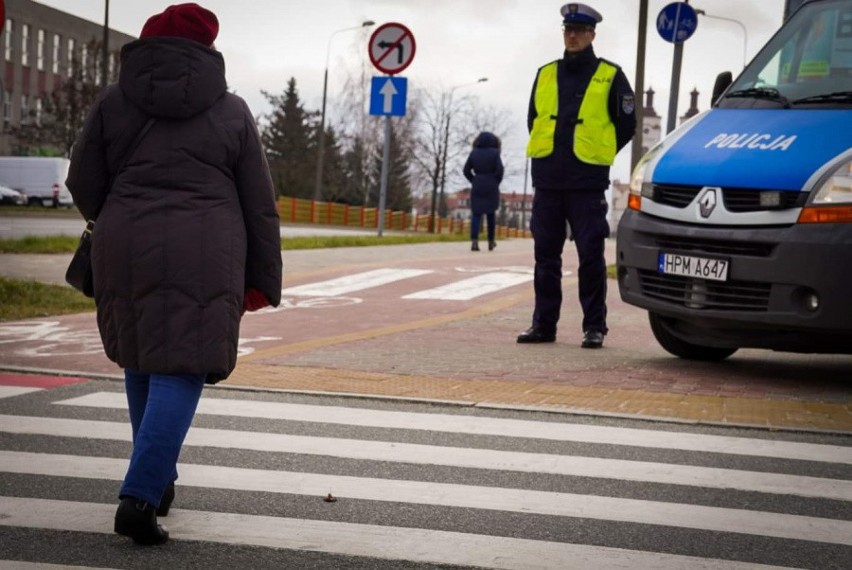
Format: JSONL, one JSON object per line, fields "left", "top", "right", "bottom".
{"left": 66, "top": 3, "right": 282, "bottom": 545}
{"left": 517, "top": 2, "right": 635, "bottom": 349}
{"left": 463, "top": 132, "right": 504, "bottom": 251}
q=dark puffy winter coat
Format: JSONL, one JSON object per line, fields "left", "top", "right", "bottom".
{"left": 463, "top": 132, "right": 504, "bottom": 215}
{"left": 66, "top": 38, "right": 282, "bottom": 383}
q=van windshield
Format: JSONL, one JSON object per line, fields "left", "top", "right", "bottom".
{"left": 720, "top": 0, "right": 852, "bottom": 109}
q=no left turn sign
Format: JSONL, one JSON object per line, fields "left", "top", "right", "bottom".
{"left": 368, "top": 22, "right": 416, "bottom": 75}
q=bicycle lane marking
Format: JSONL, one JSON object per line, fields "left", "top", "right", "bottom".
{"left": 0, "top": 373, "right": 89, "bottom": 398}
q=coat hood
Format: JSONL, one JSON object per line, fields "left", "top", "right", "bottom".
{"left": 119, "top": 37, "right": 227, "bottom": 119}
{"left": 473, "top": 131, "right": 500, "bottom": 149}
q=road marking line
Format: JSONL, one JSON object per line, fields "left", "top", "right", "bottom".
{"left": 2, "top": 450, "right": 849, "bottom": 545}
{"left": 402, "top": 272, "right": 533, "bottom": 300}
{"left": 1, "top": 414, "right": 848, "bottom": 500}
{"left": 59, "top": 392, "right": 852, "bottom": 464}
{"left": 0, "top": 386, "right": 41, "bottom": 399}
{"left": 280, "top": 268, "right": 432, "bottom": 297}
{"left": 0, "top": 373, "right": 88, "bottom": 388}
{"left": 0, "top": 497, "right": 796, "bottom": 570}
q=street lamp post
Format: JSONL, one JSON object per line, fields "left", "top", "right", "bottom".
{"left": 695, "top": 9, "right": 748, "bottom": 69}
{"left": 102, "top": 0, "right": 109, "bottom": 84}
{"left": 431, "top": 77, "right": 487, "bottom": 232}
{"left": 313, "top": 20, "right": 374, "bottom": 202}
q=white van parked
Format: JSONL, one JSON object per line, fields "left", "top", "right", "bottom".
{"left": 0, "top": 157, "right": 74, "bottom": 207}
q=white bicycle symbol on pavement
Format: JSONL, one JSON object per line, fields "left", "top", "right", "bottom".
{"left": 0, "top": 296, "right": 361, "bottom": 357}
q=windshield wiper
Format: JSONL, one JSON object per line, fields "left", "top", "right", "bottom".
{"left": 792, "top": 91, "right": 852, "bottom": 105}
{"left": 725, "top": 87, "right": 791, "bottom": 108}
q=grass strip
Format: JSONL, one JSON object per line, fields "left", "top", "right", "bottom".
{"left": 0, "top": 276, "right": 95, "bottom": 321}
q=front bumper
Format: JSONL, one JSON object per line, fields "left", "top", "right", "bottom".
{"left": 616, "top": 210, "right": 852, "bottom": 353}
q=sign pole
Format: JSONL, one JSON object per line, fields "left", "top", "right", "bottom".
{"left": 656, "top": 2, "right": 697, "bottom": 134}
{"left": 367, "top": 22, "right": 415, "bottom": 237}
{"left": 377, "top": 115, "right": 391, "bottom": 237}
{"left": 666, "top": 41, "right": 683, "bottom": 134}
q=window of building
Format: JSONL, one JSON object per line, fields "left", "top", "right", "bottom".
{"left": 81, "top": 43, "right": 88, "bottom": 76}
{"left": 20, "top": 94, "right": 28, "bottom": 124}
{"left": 35, "top": 97, "right": 42, "bottom": 126}
{"left": 2, "top": 92, "right": 10, "bottom": 127}
{"left": 94, "top": 51, "right": 101, "bottom": 86}
{"left": 21, "top": 24, "right": 29, "bottom": 67}
{"left": 52, "top": 34, "right": 60, "bottom": 74}
{"left": 4, "top": 19, "right": 12, "bottom": 62}
{"left": 109, "top": 53, "right": 115, "bottom": 81}
{"left": 66, "top": 38, "right": 75, "bottom": 77}
{"left": 37, "top": 29, "right": 45, "bottom": 70}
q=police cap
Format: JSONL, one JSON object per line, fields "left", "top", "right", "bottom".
{"left": 560, "top": 3, "right": 603, "bottom": 27}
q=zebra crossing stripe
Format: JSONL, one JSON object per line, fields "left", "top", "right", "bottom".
{"left": 0, "top": 562, "right": 113, "bottom": 570}
{"left": 0, "top": 497, "right": 796, "bottom": 570}
{"left": 401, "top": 272, "right": 533, "bottom": 300}
{"left": 2, "top": 450, "right": 849, "bottom": 546}
{"left": 280, "top": 268, "right": 432, "bottom": 297}
{"left": 0, "top": 386, "right": 40, "bottom": 399}
{"left": 58, "top": 392, "right": 852, "bottom": 465}
{"left": 1, "top": 414, "right": 849, "bottom": 501}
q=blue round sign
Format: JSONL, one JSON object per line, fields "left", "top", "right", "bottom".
{"left": 656, "top": 2, "right": 698, "bottom": 43}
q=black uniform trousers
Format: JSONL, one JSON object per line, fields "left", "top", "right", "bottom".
{"left": 529, "top": 187, "right": 610, "bottom": 336}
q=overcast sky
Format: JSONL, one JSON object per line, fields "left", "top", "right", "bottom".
{"left": 38, "top": 0, "right": 787, "bottom": 191}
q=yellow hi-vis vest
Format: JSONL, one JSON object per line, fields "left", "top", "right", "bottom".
{"left": 526, "top": 60, "right": 618, "bottom": 165}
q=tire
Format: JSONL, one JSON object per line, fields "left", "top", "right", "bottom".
{"left": 648, "top": 312, "right": 737, "bottom": 361}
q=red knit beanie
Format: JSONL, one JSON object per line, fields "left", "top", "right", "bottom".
{"left": 140, "top": 3, "right": 219, "bottom": 47}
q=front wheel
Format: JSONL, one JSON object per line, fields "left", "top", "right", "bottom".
{"left": 648, "top": 312, "right": 737, "bottom": 361}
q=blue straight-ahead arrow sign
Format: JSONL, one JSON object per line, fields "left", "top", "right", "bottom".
{"left": 370, "top": 76, "right": 407, "bottom": 116}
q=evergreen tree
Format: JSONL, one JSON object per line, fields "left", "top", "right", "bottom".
{"left": 260, "top": 78, "right": 317, "bottom": 199}
{"left": 369, "top": 122, "right": 413, "bottom": 211}
{"left": 318, "top": 126, "right": 348, "bottom": 204}
{"left": 340, "top": 135, "right": 373, "bottom": 206}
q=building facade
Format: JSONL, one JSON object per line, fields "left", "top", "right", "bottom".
{"left": 1, "top": 0, "right": 135, "bottom": 154}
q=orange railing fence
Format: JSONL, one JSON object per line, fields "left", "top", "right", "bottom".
{"left": 277, "top": 197, "right": 531, "bottom": 238}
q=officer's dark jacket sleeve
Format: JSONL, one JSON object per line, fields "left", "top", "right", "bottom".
{"left": 608, "top": 67, "right": 637, "bottom": 152}
{"left": 527, "top": 73, "right": 539, "bottom": 133}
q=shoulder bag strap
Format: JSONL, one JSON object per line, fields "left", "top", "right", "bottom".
{"left": 88, "top": 118, "right": 155, "bottom": 225}
{"left": 109, "top": 117, "right": 156, "bottom": 191}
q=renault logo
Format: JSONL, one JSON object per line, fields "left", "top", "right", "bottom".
{"left": 698, "top": 188, "right": 718, "bottom": 218}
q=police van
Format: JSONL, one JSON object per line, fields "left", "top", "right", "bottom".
{"left": 616, "top": 0, "right": 852, "bottom": 360}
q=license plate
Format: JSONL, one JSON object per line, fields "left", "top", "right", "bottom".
{"left": 658, "top": 252, "right": 729, "bottom": 281}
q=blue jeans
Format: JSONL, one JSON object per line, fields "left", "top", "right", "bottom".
{"left": 470, "top": 212, "right": 495, "bottom": 242}
{"left": 120, "top": 369, "right": 205, "bottom": 507}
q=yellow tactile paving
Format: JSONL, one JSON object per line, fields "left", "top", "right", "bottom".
{"left": 225, "top": 364, "right": 852, "bottom": 432}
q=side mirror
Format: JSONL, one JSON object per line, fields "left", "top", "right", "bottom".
{"left": 711, "top": 72, "right": 733, "bottom": 106}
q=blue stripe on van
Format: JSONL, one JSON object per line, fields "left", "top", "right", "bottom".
{"left": 652, "top": 109, "right": 852, "bottom": 191}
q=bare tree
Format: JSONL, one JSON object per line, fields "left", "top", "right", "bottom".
{"left": 12, "top": 38, "right": 108, "bottom": 157}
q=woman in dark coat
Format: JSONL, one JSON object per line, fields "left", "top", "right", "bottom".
{"left": 463, "top": 131, "right": 504, "bottom": 251}
{"left": 66, "top": 3, "right": 282, "bottom": 546}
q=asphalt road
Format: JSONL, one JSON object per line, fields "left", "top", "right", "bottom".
{"left": 0, "top": 376, "right": 849, "bottom": 569}
{"left": 0, "top": 215, "right": 384, "bottom": 239}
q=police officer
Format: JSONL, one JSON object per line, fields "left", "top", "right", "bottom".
{"left": 517, "top": 3, "right": 636, "bottom": 348}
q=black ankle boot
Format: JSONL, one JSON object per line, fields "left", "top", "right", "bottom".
{"left": 488, "top": 241, "right": 497, "bottom": 251}
{"left": 471, "top": 241, "right": 480, "bottom": 251}
{"left": 115, "top": 496, "right": 169, "bottom": 545}
{"left": 157, "top": 482, "right": 175, "bottom": 517}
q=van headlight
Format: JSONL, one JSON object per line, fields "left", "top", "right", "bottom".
{"left": 628, "top": 147, "right": 661, "bottom": 210}
{"left": 798, "top": 159, "right": 852, "bottom": 223}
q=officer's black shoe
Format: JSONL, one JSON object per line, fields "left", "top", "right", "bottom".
{"left": 516, "top": 326, "right": 556, "bottom": 344}
{"left": 581, "top": 330, "right": 604, "bottom": 349}
{"left": 471, "top": 241, "right": 480, "bottom": 251}
{"left": 488, "top": 241, "right": 497, "bottom": 251}
{"left": 115, "top": 496, "right": 169, "bottom": 545}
